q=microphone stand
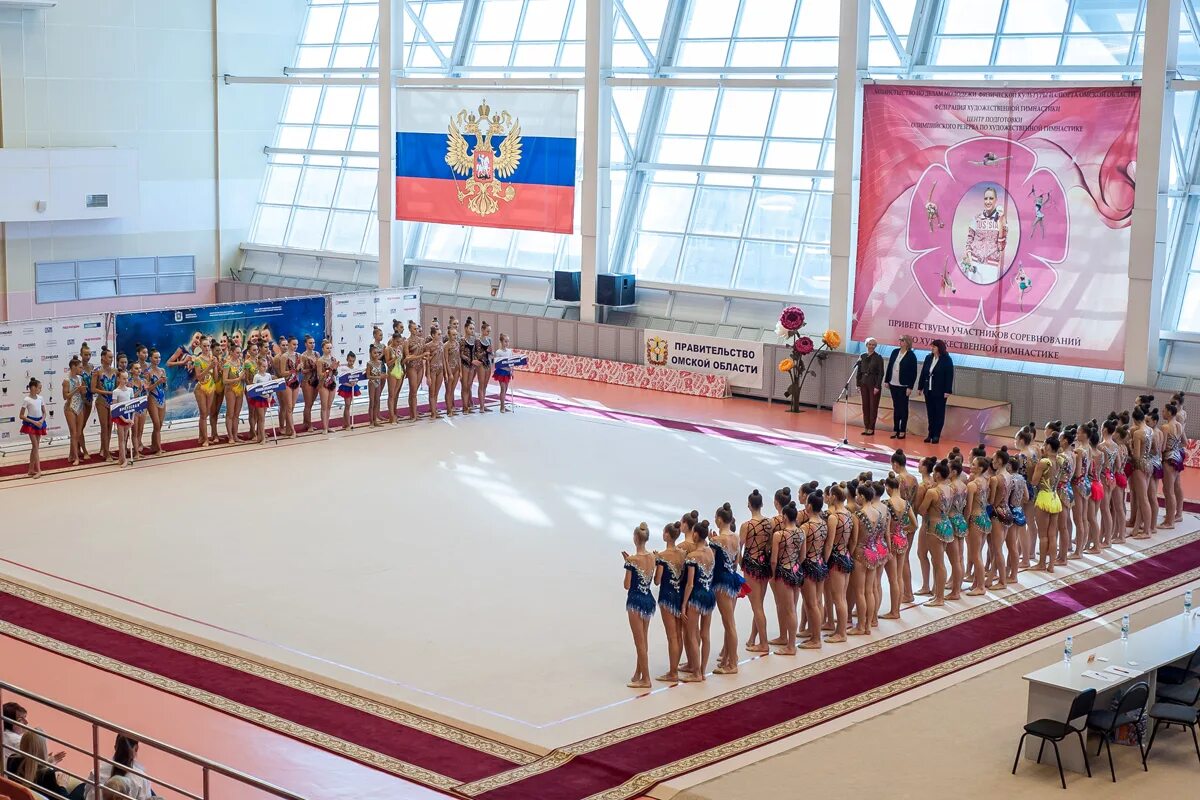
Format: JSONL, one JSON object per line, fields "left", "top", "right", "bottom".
{"left": 833, "top": 360, "right": 860, "bottom": 453}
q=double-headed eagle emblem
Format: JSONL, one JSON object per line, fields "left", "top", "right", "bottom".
{"left": 445, "top": 101, "right": 522, "bottom": 218}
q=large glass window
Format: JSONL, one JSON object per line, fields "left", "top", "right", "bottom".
{"left": 928, "top": 0, "right": 1148, "bottom": 73}
{"left": 622, "top": 81, "right": 836, "bottom": 298}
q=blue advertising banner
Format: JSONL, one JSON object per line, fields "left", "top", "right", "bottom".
{"left": 115, "top": 298, "right": 326, "bottom": 422}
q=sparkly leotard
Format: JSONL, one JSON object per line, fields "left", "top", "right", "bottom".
{"left": 800, "top": 516, "right": 830, "bottom": 581}
{"left": 1007, "top": 471, "right": 1029, "bottom": 525}
{"left": 625, "top": 560, "right": 656, "bottom": 620}
{"left": 67, "top": 374, "right": 85, "bottom": 414}
{"left": 827, "top": 510, "right": 854, "bottom": 573}
{"left": 1165, "top": 426, "right": 1185, "bottom": 472}
{"left": 970, "top": 478, "right": 992, "bottom": 532}
{"left": 950, "top": 481, "right": 968, "bottom": 538}
{"left": 740, "top": 518, "right": 774, "bottom": 581}
{"left": 855, "top": 508, "right": 890, "bottom": 567}
{"left": 1035, "top": 455, "right": 1065, "bottom": 514}
{"left": 774, "top": 525, "right": 804, "bottom": 587}
{"left": 930, "top": 487, "right": 955, "bottom": 543}
{"left": 685, "top": 555, "right": 716, "bottom": 614}
{"left": 656, "top": 554, "right": 684, "bottom": 617}
{"left": 710, "top": 538, "right": 745, "bottom": 598}
{"left": 887, "top": 500, "right": 912, "bottom": 553}
{"left": 97, "top": 370, "right": 117, "bottom": 407}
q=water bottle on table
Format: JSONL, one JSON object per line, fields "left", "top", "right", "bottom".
{"left": 1120, "top": 614, "right": 1129, "bottom": 641}
{"left": 1063, "top": 635, "right": 1073, "bottom": 664}
{"left": 1186, "top": 590, "right": 1193, "bottom": 616}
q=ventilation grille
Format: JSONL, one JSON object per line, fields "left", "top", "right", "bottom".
{"left": 85, "top": 194, "right": 109, "bottom": 209}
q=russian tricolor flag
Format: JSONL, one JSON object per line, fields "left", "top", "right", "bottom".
{"left": 395, "top": 89, "right": 578, "bottom": 234}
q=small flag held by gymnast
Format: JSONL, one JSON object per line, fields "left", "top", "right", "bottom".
{"left": 110, "top": 395, "right": 148, "bottom": 423}
{"left": 247, "top": 378, "right": 287, "bottom": 401}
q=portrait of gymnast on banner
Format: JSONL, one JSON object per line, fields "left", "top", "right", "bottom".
{"left": 957, "top": 184, "right": 1010, "bottom": 286}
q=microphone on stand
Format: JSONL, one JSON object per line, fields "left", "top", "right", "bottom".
{"left": 834, "top": 359, "right": 860, "bottom": 451}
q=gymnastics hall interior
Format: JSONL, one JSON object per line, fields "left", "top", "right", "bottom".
{"left": 2, "top": 1, "right": 1200, "bottom": 800}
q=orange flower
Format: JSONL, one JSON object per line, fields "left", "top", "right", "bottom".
{"left": 778, "top": 358, "right": 795, "bottom": 373}
{"left": 822, "top": 330, "right": 842, "bottom": 349}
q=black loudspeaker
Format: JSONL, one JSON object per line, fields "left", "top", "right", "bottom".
{"left": 553, "top": 270, "right": 581, "bottom": 302}
{"left": 596, "top": 272, "right": 636, "bottom": 306}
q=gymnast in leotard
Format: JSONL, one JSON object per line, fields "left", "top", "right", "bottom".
{"left": 145, "top": 349, "right": 167, "bottom": 455}
{"left": 92, "top": 346, "right": 118, "bottom": 462}
{"left": 62, "top": 356, "right": 86, "bottom": 466}
{"left": 680, "top": 518, "right": 716, "bottom": 682}
{"left": 769, "top": 502, "right": 802, "bottom": 656}
{"left": 738, "top": 490, "right": 773, "bottom": 654}
{"left": 222, "top": 345, "right": 245, "bottom": 445}
{"left": 622, "top": 522, "right": 656, "bottom": 689}
{"left": 710, "top": 503, "right": 744, "bottom": 674}
{"left": 654, "top": 521, "right": 686, "bottom": 682}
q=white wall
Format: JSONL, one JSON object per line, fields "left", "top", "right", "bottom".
{"left": 0, "top": 0, "right": 305, "bottom": 322}
{"left": 0, "top": 0, "right": 218, "bottom": 320}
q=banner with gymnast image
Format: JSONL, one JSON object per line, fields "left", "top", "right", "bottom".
{"left": 0, "top": 313, "right": 112, "bottom": 446}
{"left": 114, "top": 297, "right": 326, "bottom": 423}
{"left": 854, "top": 85, "right": 1140, "bottom": 370}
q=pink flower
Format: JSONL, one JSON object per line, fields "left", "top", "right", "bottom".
{"left": 905, "top": 138, "right": 1068, "bottom": 327}
{"left": 793, "top": 336, "right": 814, "bottom": 356}
{"left": 779, "top": 306, "right": 806, "bottom": 332}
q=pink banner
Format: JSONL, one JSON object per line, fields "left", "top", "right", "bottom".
{"left": 854, "top": 86, "right": 1140, "bottom": 370}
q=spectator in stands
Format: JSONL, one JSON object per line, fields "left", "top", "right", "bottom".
{"left": 2, "top": 702, "right": 25, "bottom": 756}
{"left": 84, "top": 735, "right": 153, "bottom": 800}
{"left": 7, "top": 730, "right": 69, "bottom": 797}
{"left": 100, "top": 776, "right": 133, "bottom": 800}
{"left": 0, "top": 704, "right": 61, "bottom": 765}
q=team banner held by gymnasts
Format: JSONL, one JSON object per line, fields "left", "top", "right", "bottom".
{"left": 115, "top": 298, "right": 326, "bottom": 423}
{"left": 330, "top": 288, "right": 421, "bottom": 363}
{"left": 0, "top": 314, "right": 111, "bottom": 445}
{"left": 395, "top": 89, "right": 577, "bottom": 234}
{"left": 854, "top": 85, "right": 1140, "bottom": 370}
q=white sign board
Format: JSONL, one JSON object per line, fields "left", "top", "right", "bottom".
{"left": 331, "top": 288, "right": 422, "bottom": 363}
{"left": 642, "top": 329, "right": 764, "bottom": 389}
{"left": 0, "top": 313, "right": 112, "bottom": 447}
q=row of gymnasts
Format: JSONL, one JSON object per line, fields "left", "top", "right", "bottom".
{"left": 621, "top": 393, "right": 1188, "bottom": 686}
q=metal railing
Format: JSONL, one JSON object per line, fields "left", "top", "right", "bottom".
{"left": 0, "top": 681, "right": 306, "bottom": 800}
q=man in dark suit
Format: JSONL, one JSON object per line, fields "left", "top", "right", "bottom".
{"left": 918, "top": 339, "right": 954, "bottom": 444}
{"left": 884, "top": 335, "right": 918, "bottom": 440}
{"left": 856, "top": 338, "right": 885, "bottom": 435}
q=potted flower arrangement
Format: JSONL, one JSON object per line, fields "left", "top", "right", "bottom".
{"left": 775, "top": 306, "right": 840, "bottom": 413}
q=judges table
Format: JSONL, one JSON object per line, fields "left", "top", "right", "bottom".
{"left": 1022, "top": 612, "right": 1200, "bottom": 773}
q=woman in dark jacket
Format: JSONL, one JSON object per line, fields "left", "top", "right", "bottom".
{"left": 885, "top": 335, "right": 919, "bottom": 439}
{"left": 918, "top": 339, "right": 954, "bottom": 444}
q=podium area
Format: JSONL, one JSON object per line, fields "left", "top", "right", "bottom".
{"left": 833, "top": 391, "right": 1012, "bottom": 443}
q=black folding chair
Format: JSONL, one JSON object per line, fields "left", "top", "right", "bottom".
{"left": 1086, "top": 681, "right": 1150, "bottom": 782}
{"left": 1146, "top": 679, "right": 1200, "bottom": 766}
{"left": 1012, "top": 687, "right": 1095, "bottom": 789}
{"left": 1156, "top": 644, "right": 1200, "bottom": 686}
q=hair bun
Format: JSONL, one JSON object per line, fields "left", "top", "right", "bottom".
{"left": 750, "top": 489, "right": 761, "bottom": 498}
{"left": 722, "top": 502, "right": 731, "bottom": 512}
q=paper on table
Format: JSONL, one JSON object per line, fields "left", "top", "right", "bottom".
{"left": 1082, "top": 670, "right": 1118, "bottom": 682}
{"left": 1106, "top": 665, "right": 1139, "bottom": 677}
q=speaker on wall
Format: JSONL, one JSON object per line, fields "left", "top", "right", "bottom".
{"left": 553, "top": 270, "right": 581, "bottom": 302}
{"left": 596, "top": 272, "right": 636, "bottom": 306}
